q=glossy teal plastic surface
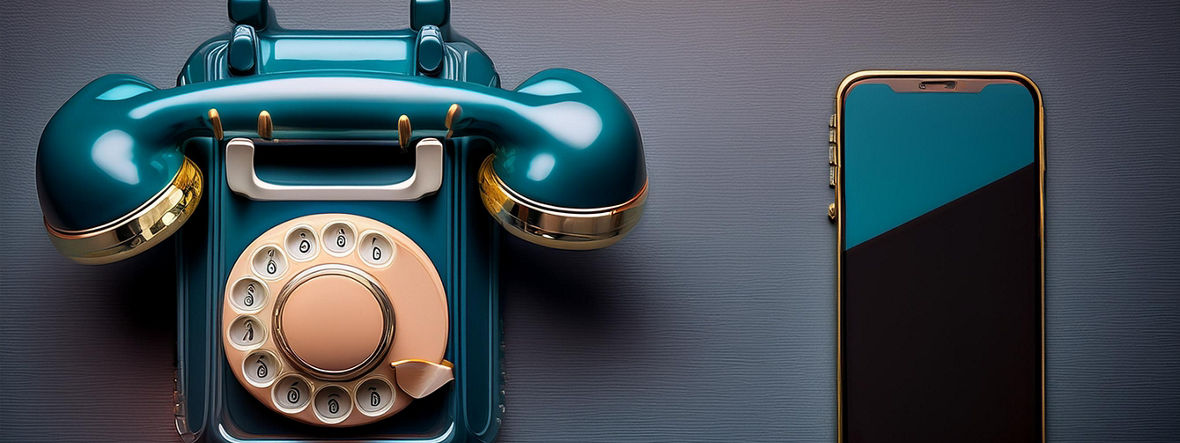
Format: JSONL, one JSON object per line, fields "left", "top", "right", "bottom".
{"left": 843, "top": 83, "right": 1035, "bottom": 248}
{"left": 38, "top": 68, "right": 643, "bottom": 231}
{"left": 175, "top": 136, "right": 502, "bottom": 442}
{"left": 166, "top": 2, "right": 506, "bottom": 441}
{"left": 34, "top": 0, "right": 645, "bottom": 440}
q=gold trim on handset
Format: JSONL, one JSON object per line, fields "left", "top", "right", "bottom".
{"left": 45, "top": 158, "right": 203, "bottom": 264}
{"left": 477, "top": 156, "right": 648, "bottom": 250}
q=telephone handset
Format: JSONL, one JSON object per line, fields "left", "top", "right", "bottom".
{"left": 39, "top": 68, "right": 646, "bottom": 262}
{"left": 35, "top": 0, "right": 645, "bottom": 439}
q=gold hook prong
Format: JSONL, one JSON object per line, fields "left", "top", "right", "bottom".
{"left": 208, "top": 108, "right": 223, "bottom": 140}
{"left": 445, "top": 103, "right": 461, "bottom": 139}
{"left": 257, "top": 110, "right": 273, "bottom": 139}
{"left": 398, "top": 114, "right": 412, "bottom": 151}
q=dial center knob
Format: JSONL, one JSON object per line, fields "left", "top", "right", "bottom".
{"left": 277, "top": 267, "right": 391, "bottom": 377}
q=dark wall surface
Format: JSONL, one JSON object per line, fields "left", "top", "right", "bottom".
{"left": 2, "top": 1, "right": 1179, "bottom": 441}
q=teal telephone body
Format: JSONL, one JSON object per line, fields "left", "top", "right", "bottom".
{"left": 35, "top": 1, "right": 646, "bottom": 441}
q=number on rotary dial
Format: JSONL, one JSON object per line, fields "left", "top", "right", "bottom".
{"left": 255, "top": 355, "right": 268, "bottom": 378}
{"left": 298, "top": 232, "right": 311, "bottom": 254}
{"left": 287, "top": 382, "right": 301, "bottom": 404}
{"left": 244, "top": 283, "right": 256, "bottom": 307}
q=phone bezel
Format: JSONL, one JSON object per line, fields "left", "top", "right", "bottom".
{"left": 834, "top": 70, "right": 1046, "bottom": 443}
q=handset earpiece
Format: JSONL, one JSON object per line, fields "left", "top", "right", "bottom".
{"left": 470, "top": 69, "right": 647, "bottom": 249}
{"left": 37, "top": 69, "right": 644, "bottom": 262}
{"left": 38, "top": 75, "right": 203, "bottom": 264}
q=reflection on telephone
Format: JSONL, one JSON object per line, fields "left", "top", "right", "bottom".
{"left": 35, "top": 1, "right": 646, "bottom": 440}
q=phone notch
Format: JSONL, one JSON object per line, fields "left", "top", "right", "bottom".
{"left": 873, "top": 77, "right": 1006, "bottom": 93}
{"left": 918, "top": 80, "right": 957, "bottom": 90}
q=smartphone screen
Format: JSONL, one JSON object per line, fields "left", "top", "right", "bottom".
{"left": 838, "top": 75, "right": 1043, "bottom": 442}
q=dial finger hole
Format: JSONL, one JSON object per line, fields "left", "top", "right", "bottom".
{"left": 229, "top": 277, "right": 267, "bottom": 312}
{"left": 243, "top": 350, "right": 279, "bottom": 387}
{"left": 355, "top": 377, "right": 395, "bottom": 416}
{"left": 229, "top": 315, "right": 266, "bottom": 349}
{"left": 272, "top": 375, "right": 311, "bottom": 413}
{"left": 285, "top": 226, "right": 318, "bottom": 261}
{"left": 314, "top": 385, "right": 352, "bottom": 423}
{"left": 252, "top": 245, "right": 288, "bottom": 280}
{"left": 359, "top": 232, "right": 395, "bottom": 267}
{"left": 323, "top": 222, "right": 356, "bottom": 256}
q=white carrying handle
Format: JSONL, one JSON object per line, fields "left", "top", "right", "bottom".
{"left": 225, "top": 137, "right": 443, "bottom": 201}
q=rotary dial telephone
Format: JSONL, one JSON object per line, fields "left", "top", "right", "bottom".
{"left": 35, "top": 0, "right": 645, "bottom": 440}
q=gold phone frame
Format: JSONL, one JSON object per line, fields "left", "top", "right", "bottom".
{"left": 833, "top": 70, "right": 1046, "bottom": 443}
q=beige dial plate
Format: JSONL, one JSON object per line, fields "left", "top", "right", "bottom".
{"left": 221, "top": 214, "right": 448, "bottom": 427}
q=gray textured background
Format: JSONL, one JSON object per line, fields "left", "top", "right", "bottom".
{"left": 2, "top": 0, "right": 1179, "bottom": 441}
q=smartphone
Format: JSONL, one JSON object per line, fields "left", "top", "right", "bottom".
{"left": 833, "top": 71, "right": 1044, "bottom": 442}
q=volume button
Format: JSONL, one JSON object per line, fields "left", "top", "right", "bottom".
{"left": 828, "top": 114, "right": 838, "bottom": 185}
{"left": 829, "top": 113, "right": 839, "bottom": 165}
